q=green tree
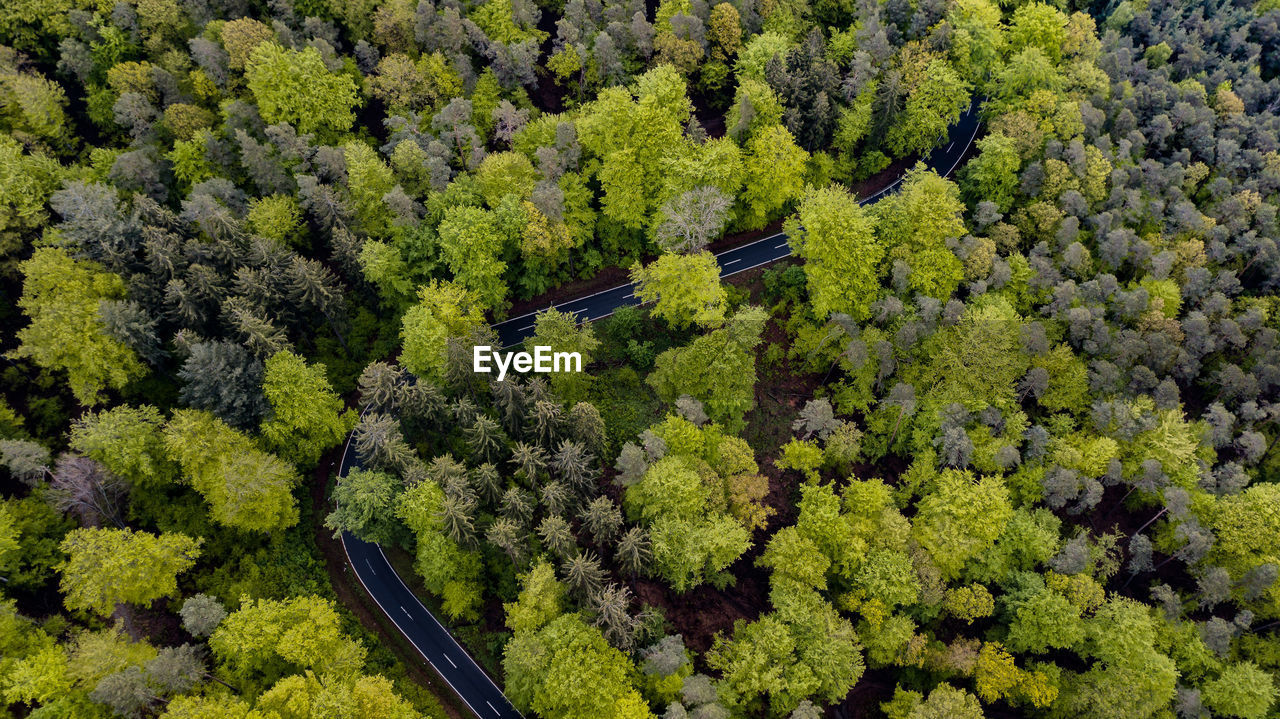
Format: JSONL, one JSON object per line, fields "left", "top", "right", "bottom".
{"left": 397, "top": 479, "right": 483, "bottom": 621}
{"left": 159, "top": 695, "right": 253, "bottom": 718}
{"left": 775, "top": 438, "right": 824, "bottom": 484}
{"left": 631, "top": 251, "right": 727, "bottom": 330}
{"left": 400, "top": 280, "right": 485, "bottom": 380}
{"left": 529, "top": 308, "right": 599, "bottom": 399}
{"left": 734, "top": 32, "right": 794, "bottom": 82}
{"left": 1201, "top": 663, "right": 1277, "bottom": 719}
{"left": 962, "top": 133, "right": 1021, "bottom": 212}
{"left": 164, "top": 409, "right": 301, "bottom": 532}
{"left": 343, "top": 140, "right": 396, "bottom": 238}
{"left": 576, "top": 65, "right": 692, "bottom": 234}
{"left": 727, "top": 78, "right": 786, "bottom": 142}
{"left": 209, "top": 595, "right": 366, "bottom": 681}
{"left": 475, "top": 152, "right": 539, "bottom": 206}
{"left": 901, "top": 297, "right": 1030, "bottom": 454}
{"left": 599, "top": 148, "right": 650, "bottom": 231}
{"left": 911, "top": 469, "right": 1012, "bottom": 580}
{"left": 886, "top": 57, "right": 971, "bottom": 158}
{"left": 9, "top": 248, "right": 145, "bottom": 405}
{"left": 0, "top": 63, "right": 71, "bottom": 151}
{"left": 244, "top": 42, "right": 359, "bottom": 136}
{"left": 759, "top": 527, "right": 831, "bottom": 596}
{"left": 69, "top": 405, "right": 176, "bottom": 487}
{"left": 326, "top": 468, "right": 404, "bottom": 546}
{"left": 886, "top": 683, "right": 985, "bottom": 719}
{"left": 435, "top": 205, "right": 510, "bottom": 313}
{"left": 740, "top": 124, "right": 809, "bottom": 229}
{"left": 1007, "top": 2, "right": 1070, "bottom": 64}
{"left": 256, "top": 672, "right": 423, "bottom": 718}
{"left": 1204, "top": 482, "right": 1280, "bottom": 615}
{"left": 247, "top": 194, "right": 305, "bottom": 247}
{"left": 625, "top": 454, "right": 752, "bottom": 592}
{"left": 0, "top": 134, "right": 62, "bottom": 269}
{"left": 624, "top": 455, "right": 712, "bottom": 525}
{"left": 1004, "top": 585, "right": 1084, "bottom": 654}
{"left": 58, "top": 528, "right": 201, "bottom": 616}
{"left": 503, "top": 613, "right": 652, "bottom": 719}
{"left": 260, "top": 351, "right": 358, "bottom": 468}
{"left": 0, "top": 494, "right": 72, "bottom": 593}
{"left": 947, "top": 0, "right": 1006, "bottom": 88}
{"left": 0, "top": 503, "right": 18, "bottom": 576}
{"left": 504, "top": 559, "right": 566, "bottom": 635}
{"left": 786, "top": 186, "right": 882, "bottom": 321}
{"left": 709, "top": 605, "right": 863, "bottom": 716}
{"left": 1, "top": 641, "right": 76, "bottom": 710}
{"left": 872, "top": 168, "right": 967, "bottom": 300}
{"left": 1057, "top": 597, "right": 1178, "bottom": 719}
{"left": 650, "top": 509, "right": 747, "bottom": 588}
{"left": 648, "top": 306, "right": 767, "bottom": 430}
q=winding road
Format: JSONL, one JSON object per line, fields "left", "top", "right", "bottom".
{"left": 335, "top": 98, "right": 983, "bottom": 719}
{"left": 339, "top": 432, "right": 525, "bottom": 719}
{"left": 492, "top": 98, "right": 983, "bottom": 348}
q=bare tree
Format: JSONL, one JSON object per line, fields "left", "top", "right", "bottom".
{"left": 655, "top": 186, "right": 732, "bottom": 254}
{"left": 792, "top": 398, "right": 838, "bottom": 439}
{"left": 50, "top": 455, "right": 127, "bottom": 527}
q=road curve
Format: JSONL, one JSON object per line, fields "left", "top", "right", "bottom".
{"left": 337, "top": 428, "right": 524, "bottom": 719}
{"left": 335, "top": 99, "right": 982, "bottom": 719}
{"left": 493, "top": 97, "right": 983, "bottom": 348}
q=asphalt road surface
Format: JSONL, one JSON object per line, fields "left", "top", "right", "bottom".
{"left": 337, "top": 431, "right": 524, "bottom": 719}
{"left": 337, "top": 99, "right": 982, "bottom": 719}
{"left": 493, "top": 98, "right": 983, "bottom": 348}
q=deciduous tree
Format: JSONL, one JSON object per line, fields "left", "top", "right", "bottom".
{"left": 786, "top": 187, "right": 882, "bottom": 321}
{"left": 631, "top": 251, "right": 727, "bottom": 330}
{"left": 69, "top": 405, "right": 175, "bottom": 488}
{"left": 164, "top": 410, "right": 301, "bottom": 532}
{"left": 58, "top": 528, "right": 200, "bottom": 616}
{"left": 260, "top": 350, "right": 358, "bottom": 467}
{"left": 648, "top": 307, "right": 767, "bottom": 430}
{"left": 503, "top": 613, "right": 652, "bottom": 719}
{"left": 9, "top": 248, "right": 144, "bottom": 406}
{"left": 209, "top": 595, "right": 366, "bottom": 680}
{"left": 244, "top": 43, "right": 359, "bottom": 136}
{"left": 401, "top": 280, "right": 486, "bottom": 380}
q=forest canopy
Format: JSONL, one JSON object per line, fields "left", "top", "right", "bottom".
{"left": 3, "top": 0, "right": 1280, "bottom": 717}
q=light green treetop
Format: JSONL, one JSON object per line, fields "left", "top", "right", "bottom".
{"left": 244, "top": 42, "right": 359, "bottom": 135}
{"left": 9, "top": 247, "right": 145, "bottom": 406}
{"left": 260, "top": 350, "right": 357, "bottom": 468}
{"left": 58, "top": 528, "right": 201, "bottom": 616}
{"left": 786, "top": 185, "right": 883, "bottom": 321}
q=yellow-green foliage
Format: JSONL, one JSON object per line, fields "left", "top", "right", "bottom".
{"left": 10, "top": 248, "right": 145, "bottom": 405}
